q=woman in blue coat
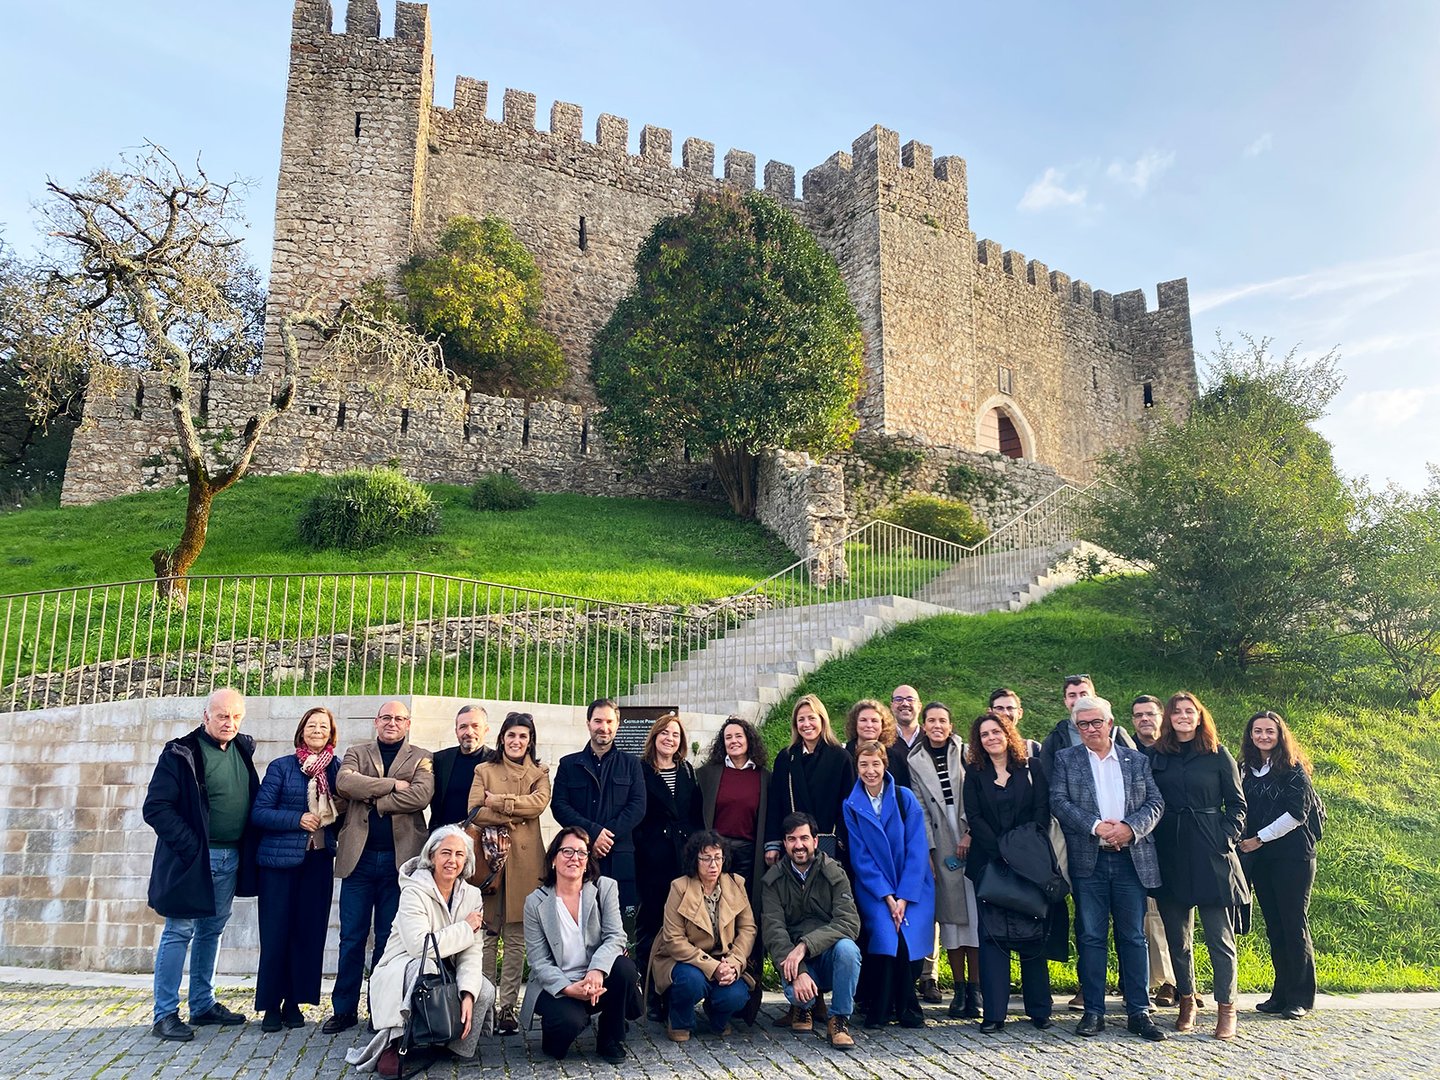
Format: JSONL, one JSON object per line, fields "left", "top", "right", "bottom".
{"left": 250, "top": 707, "right": 346, "bottom": 1032}
{"left": 842, "top": 739, "right": 935, "bottom": 1029}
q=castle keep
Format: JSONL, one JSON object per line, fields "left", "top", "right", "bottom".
{"left": 61, "top": 0, "right": 1197, "bottom": 539}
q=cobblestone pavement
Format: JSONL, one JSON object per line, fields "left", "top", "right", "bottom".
{"left": 2, "top": 982, "right": 1437, "bottom": 1080}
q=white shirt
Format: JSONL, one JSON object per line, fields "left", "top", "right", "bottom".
{"left": 1086, "top": 741, "right": 1126, "bottom": 835}
{"left": 898, "top": 725, "right": 920, "bottom": 748}
{"left": 868, "top": 788, "right": 885, "bottom": 815}
{"left": 1251, "top": 761, "right": 1303, "bottom": 842}
{"left": 554, "top": 894, "right": 589, "bottom": 982}
{"left": 724, "top": 757, "right": 757, "bottom": 770}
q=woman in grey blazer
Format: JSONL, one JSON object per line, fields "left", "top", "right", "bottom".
{"left": 520, "top": 827, "right": 639, "bottom": 1063}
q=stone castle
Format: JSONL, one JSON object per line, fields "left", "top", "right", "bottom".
{"left": 61, "top": 0, "right": 1197, "bottom": 556}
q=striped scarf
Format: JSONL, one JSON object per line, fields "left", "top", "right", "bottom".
{"left": 297, "top": 744, "right": 334, "bottom": 795}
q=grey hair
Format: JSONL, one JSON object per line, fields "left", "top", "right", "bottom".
{"left": 1071, "top": 694, "right": 1114, "bottom": 722}
{"left": 455, "top": 704, "right": 488, "bottom": 722}
{"left": 421, "top": 825, "right": 476, "bottom": 879}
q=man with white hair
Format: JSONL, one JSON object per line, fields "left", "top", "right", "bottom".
{"left": 143, "top": 687, "right": 260, "bottom": 1041}
{"left": 1050, "top": 694, "right": 1167, "bottom": 1042}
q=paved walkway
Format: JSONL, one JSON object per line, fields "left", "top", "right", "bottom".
{"left": 2, "top": 971, "right": 1437, "bottom": 1079}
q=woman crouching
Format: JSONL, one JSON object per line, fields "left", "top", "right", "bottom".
{"left": 345, "top": 826, "right": 496, "bottom": 1077}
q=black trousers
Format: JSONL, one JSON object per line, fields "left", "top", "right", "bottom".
{"left": 254, "top": 850, "right": 334, "bottom": 1011}
{"left": 1251, "top": 855, "right": 1317, "bottom": 1010}
{"left": 978, "top": 928, "right": 1053, "bottom": 1023}
{"left": 865, "top": 936, "right": 922, "bottom": 1026}
{"left": 535, "top": 954, "right": 638, "bottom": 1059}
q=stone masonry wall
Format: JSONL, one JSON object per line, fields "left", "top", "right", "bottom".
{"left": 755, "top": 451, "right": 849, "bottom": 584}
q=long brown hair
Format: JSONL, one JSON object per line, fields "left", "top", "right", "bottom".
{"left": 641, "top": 712, "right": 688, "bottom": 768}
{"left": 1241, "top": 710, "right": 1313, "bottom": 775}
{"left": 844, "top": 699, "right": 897, "bottom": 747}
{"left": 1156, "top": 691, "right": 1219, "bottom": 754}
{"left": 966, "top": 711, "right": 1028, "bottom": 768}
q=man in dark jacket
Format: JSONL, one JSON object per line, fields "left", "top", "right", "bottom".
{"left": 761, "top": 812, "right": 862, "bottom": 1050}
{"left": 551, "top": 699, "right": 645, "bottom": 928}
{"left": 143, "top": 687, "right": 260, "bottom": 1042}
{"left": 428, "top": 704, "right": 495, "bottom": 827}
{"left": 1038, "top": 676, "right": 1137, "bottom": 781}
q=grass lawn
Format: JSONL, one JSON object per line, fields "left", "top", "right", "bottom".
{"left": 0, "top": 474, "right": 797, "bottom": 603}
{"left": 761, "top": 577, "right": 1440, "bottom": 994}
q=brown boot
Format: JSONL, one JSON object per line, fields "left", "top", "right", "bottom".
{"left": 1176, "top": 994, "right": 1196, "bottom": 1032}
{"left": 827, "top": 1014, "right": 855, "bottom": 1050}
{"left": 1214, "top": 1002, "right": 1237, "bottom": 1040}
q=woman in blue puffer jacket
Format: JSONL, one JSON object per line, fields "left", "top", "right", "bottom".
{"left": 251, "top": 706, "right": 347, "bottom": 1031}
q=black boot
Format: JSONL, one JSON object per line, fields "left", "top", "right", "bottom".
{"left": 959, "top": 982, "right": 981, "bottom": 1020}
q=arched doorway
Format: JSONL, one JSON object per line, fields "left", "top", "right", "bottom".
{"left": 975, "top": 398, "right": 1032, "bottom": 459}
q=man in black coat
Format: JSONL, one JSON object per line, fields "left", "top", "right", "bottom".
{"left": 142, "top": 687, "right": 260, "bottom": 1042}
{"left": 428, "top": 704, "right": 496, "bottom": 827}
{"left": 551, "top": 698, "right": 646, "bottom": 931}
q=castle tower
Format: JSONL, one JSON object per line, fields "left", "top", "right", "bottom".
{"left": 261, "top": 0, "right": 434, "bottom": 376}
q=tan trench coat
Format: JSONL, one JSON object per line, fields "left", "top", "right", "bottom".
{"left": 647, "top": 872, "right": 756, "bottom": 995}
{"left": 466, "top": 755, "right": 551, "bottom": 923}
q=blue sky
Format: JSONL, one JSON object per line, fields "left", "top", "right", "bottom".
{"left": 3, "top": 0, "right": 1437, "bottom": 490}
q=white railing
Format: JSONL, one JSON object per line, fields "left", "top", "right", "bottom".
{"left": 0, "top": 483, "right": 1096, "bottom": 714}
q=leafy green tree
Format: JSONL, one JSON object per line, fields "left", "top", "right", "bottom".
{"left": 1350, "top": 468, "right": 1440, "bottom": 700}
{"left": 1088, "top": 335, "right": 1355, "bottom": 668}
{"left": 3, "top": 148, "right": 457, "bottom": 597}
{"left": 590, "top": 190, "right": 863, "bottom": 518}
{"left": 399, "top": 216, "right": 566, "bottom": 396}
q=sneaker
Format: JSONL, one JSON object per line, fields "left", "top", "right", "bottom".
{"left": 827, "top": 1014, "right": 855, "bottom": 1050}
{"left": 321, "top": 1012, "right": 358, "bottom": 1034}
{"left": 917, "top": 978, "right": 943, "bottom": 1004}
{"left": 151, "top": 1013, "right": 194, "bottom": 1042}
{"left": 495, "top": 1005, "right": 519, "bottom": 1035}
{"left": 191, "top": 1002, "right": 247, "bottom": 1026}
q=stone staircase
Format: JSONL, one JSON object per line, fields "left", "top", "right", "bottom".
{"left": 622, "top": 539, "right": 1087, "bottom": 723}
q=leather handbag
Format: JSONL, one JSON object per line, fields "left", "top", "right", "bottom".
{"left": 976, "top": 860, "right": 1049, "bottom": 919}
{"left": 462, "top": 807, "right": 511, "bottom": 896}
{"left": 402, "top": 933, "right": 463, "bottom": 1054}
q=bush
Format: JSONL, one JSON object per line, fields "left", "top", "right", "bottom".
{"left": 469, "top": 472, "right": 537, "bottom": 512}
{"left": 297, "top": 467, "right": 440, "bottom": 550}
{"left": 877, "top": 494, "right": 988, "bottom": 546}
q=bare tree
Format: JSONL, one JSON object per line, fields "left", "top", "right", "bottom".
{"left": 4, "top": 147, "right": 462, "bottom": 599}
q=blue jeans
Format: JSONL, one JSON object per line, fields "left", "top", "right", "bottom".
{"left": 333, "top": 848, "right": 401, "bottom": 1015}
{"left": 668, "top": 962, "right": 751, "bottom": 1032}
{"left": 780, "top": 938, "right": 861, "bottom": 1017}
{"left": 1074, "top": 850, "right": 1151, "bottom": 1017}
{"left": 153, "top": 847, "right": 239, "bottom": 1022}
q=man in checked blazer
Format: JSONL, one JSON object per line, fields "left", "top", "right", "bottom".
{"left": 1050, "top": 694, "right": 1167, "bottom": 1042}
{"left": 324, "top": 700, "right": 434, "bottom": 1034}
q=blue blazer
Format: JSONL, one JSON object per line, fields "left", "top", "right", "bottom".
{"left": 842, "top": 775, "right": 935, "bottom": 959}
{"left": 251, "top": 752, "right": 342, "bottom": 868}
{"left": 1049, "top": 742, "right": 1164, "bottom": 888}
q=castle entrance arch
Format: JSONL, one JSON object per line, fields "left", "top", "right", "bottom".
{"left": 975, "top": 396, "right": 1033, "bottom": 459}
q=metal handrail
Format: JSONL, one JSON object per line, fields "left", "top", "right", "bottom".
{"left": 0, "top": 482, "right": 1096, "bottom": 714}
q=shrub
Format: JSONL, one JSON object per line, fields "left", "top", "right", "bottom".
{"left": 877, "top": 494, "right": 988, "bottom": 546}
{"left": 297, "top": 467, "right": 440, "bottom": 550}
{"left": 469, "top": 472, "right": 537, "bottom": 512}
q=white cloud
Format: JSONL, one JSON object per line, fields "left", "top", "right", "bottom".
{"left": 1341, "top": 385, "right": 1440, "bottom": 428}
{"left": 1105, "top": 149, "right": 1175, "bottom": 193}
{"left": 1191, "top": 250, "right": 1440, "bottom": 314}
{"left": 1017, "top": 167, "right": 1088, "bottom": 213}
{"left": 1243, "top": 132, "right": 1274, "bottom": 158}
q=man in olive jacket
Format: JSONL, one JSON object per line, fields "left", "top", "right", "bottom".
{"left": 323, "top": 700, "right": 434, "bottom": 1033}
{"left": 760, "top": 812, "right": 861, "bottom": 1049}
{"left": 143, "top": 687, "right": 260, "bottom": 1042}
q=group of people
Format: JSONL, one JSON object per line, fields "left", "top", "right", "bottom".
{"left": 142, "top": 676, "right": 1322, "bottom": 1071}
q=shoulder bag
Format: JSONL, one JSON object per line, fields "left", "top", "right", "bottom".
{"left": 402, "top": 932, "right": 463, "bottom": 1054}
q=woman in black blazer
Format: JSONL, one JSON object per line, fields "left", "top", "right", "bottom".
{"left": 633, "top": 712, "right": 704, "bottom": 1016}
{"left": 765, "top": 694, "right": 854, "bottom": 866}
{"left": 1237, "top": 710, "right": 1321, "bottom": 1021}
{"left": 962, "top": 711, "right": 1054, "bottom": 1032}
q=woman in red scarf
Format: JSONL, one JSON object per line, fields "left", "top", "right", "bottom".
{"left": 251, "top": 706, "right": 348, "bottom": 1031}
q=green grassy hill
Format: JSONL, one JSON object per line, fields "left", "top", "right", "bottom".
{"left": 761, "top": 578, "right": 1440, "bottom": 993}
{"left": 0, "top": 474, "right": 795, "bottom": 602}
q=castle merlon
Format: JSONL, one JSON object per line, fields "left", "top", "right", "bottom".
{"left": 974, "top": 238, "right": 1186, "bottom": 321}
{"left": 292, "top": 0, "right": 426, "bottom": 44}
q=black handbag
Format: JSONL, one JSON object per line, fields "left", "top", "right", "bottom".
{"left": 402, "top": 932, "right": 463, "bottom": 1054}
{"left": 976, "top": 860, "right": 1049, "bottom": 919}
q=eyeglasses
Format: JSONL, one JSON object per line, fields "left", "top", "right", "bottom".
{"left": 891, "top": 695, "right": 917, "bottom": 704}
{"left": 697, "top": 854, "right": 725, "bottom": 865}
{"left": 1075, "top": 717, "right": 1107, "bottom": 730}
{"left": 377, "top": 713, "right": 410, "bottom": 724}
{"left": 990, "top": 703, "right": 1019, "bottom": 713}
{"left": 557, "top": 848, "right": 589, "bottom": 861}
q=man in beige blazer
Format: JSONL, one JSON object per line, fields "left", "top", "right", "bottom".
{"left": 322, "top": 700, "right": 434, "bottom": 1034}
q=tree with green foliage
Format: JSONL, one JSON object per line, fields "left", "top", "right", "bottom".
{"left": 2, "top": 148, "right": 458, "bottom": 598}
{"left": 398, "top": 215, "right": 566, "bottom": 397}
{"left": 1088, "top": 335, "right": 1356, "bottom": 669}
{"left": 590, "top": 189, "right": 863, "bottom": 518}
{"left": 1350, "top": 467, "right": 1440, "bottom": 700}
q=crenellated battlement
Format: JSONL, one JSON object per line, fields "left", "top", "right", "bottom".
{"left": 973, "top": 237, "right": 1187, "bottom": 323}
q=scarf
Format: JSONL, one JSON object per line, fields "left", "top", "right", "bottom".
{"left": 298, "top": 744, "right": 339, "bottom": 830}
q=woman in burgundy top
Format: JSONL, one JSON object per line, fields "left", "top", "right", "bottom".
{"left": 696, "top": 716, "right": 770, "bottom": 1024}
